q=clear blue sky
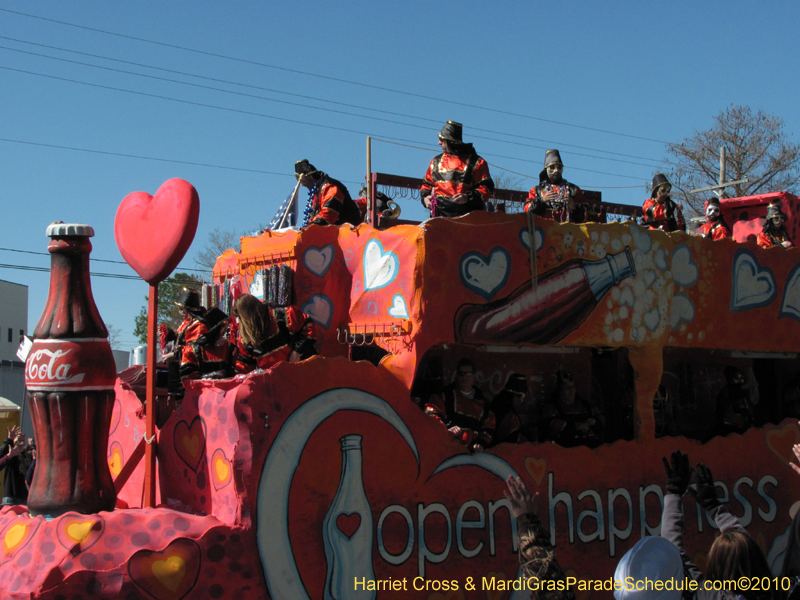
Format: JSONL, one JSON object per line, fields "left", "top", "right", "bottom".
{"left": 1, "top": 1, "right": 798, "bottom": 351}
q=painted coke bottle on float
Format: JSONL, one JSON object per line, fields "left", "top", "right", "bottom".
{"left": 455, "top": 247, "right": 636, "bottom": 345}
{"left": 25, "top": 223, "right": 118, "bottom": 517}
{"left": 322, "top": 434, "right": 375, "bottom": 600}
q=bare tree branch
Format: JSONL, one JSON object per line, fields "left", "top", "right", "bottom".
{"left": 665, "top": 105, "right": 800, "bottom": 217}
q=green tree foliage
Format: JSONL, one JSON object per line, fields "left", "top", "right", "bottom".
{"left": 133, "top": 273, "right": 202, "bottom": 344}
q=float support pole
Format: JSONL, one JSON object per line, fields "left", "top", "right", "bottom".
{"left": 144, "top": 283, "right": 158, "bottom": 508}
{"left": 366, "top": 136, "right": 373, "bottom": 226}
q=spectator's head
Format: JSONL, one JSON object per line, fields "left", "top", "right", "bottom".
{"left": 455, "top": 358, "right": 476, "bottom": 393}
{"left": 232, "top": 294, "right": 271, "bottom": 347}
{"left": 505, "top": 373, "right": 528, "bottom": 397}
{"left": 707, "top": 531, "right": 772, "bottom": 583}
{"left": 723, "top": 366, "right": 745, "bottom": 387}
{"left": 614, "top": 536, "right": 683, "bottom": 600}
{"left": 555, "top": 369, "right": 577, "bottom": 403}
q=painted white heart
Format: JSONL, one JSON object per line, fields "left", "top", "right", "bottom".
{"left": 671, "top": 244, "right": 698, "bottom": 288}
{"left": 731, "top": 249, "right": 777, "bottom": 311}
{"left": 643, "top": 270, "right": 656, "bottom": 288}
{"left": 518, "top": 227, "right": 544, "bottom": 252}
{"left": 654, "top": 248, "right": 668, "bottom": 271}
{"left": 388, "top": 294, "right": 409, "bottom": 319}
{"left": 459, "top": 248, "right": 511, "bottom": 300}
{"left": 669, "top": 294, "right": 695, "bottom": 330}
{"left": 363, "top": 239, "right": 399, "bottom": 291}
{"left": 301, "top": 294, "right": 333, "bottom": 329}
{"left": 780, "top": 265, "right": 800, "bottom": 322}
{"left": 619, "top": 287, "right": 635, "bottom": 307}
{"left": 303, "top": 245, "right": 334, "bottom": 278}
{"left": 643, "top": 308, "right": 661, "bottom": 331}
{"left": 629, "top": 224, "right": 652, "bottom": 253}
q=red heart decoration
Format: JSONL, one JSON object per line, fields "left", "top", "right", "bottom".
{"left": 335, "top": 513, "right": 361, "bottom": 539}
{"left": 128, "top": 538, "right": 201, "bottom": 600}
{"left": 174, "top": 417, "right": 206, "bottom": 472}
{"left": 115, "top": 178, "right": 199, "bottom": 284}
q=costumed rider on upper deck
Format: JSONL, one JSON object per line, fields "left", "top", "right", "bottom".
{"left": 161, "top": 289, "right": 234, "bottom": 386}
{"left": 643, "top": 173, "right": 686, "bottom": 232}
{"left": 757, "top": 201, "right": 793, "bottom": 249}
{"left": 295, "top": 159, "right": 362, "bottom": 227}
{"left": 697, "top": 196, "right": 732, "bottom": 240}
{"left": 420, "top": 120, "right": 494, "bottom": 218}
{"left": 524, "top": 149, "right": 588, "bottom": 223}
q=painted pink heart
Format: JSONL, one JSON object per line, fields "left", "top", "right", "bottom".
{"left": 335, "top": 513, "right": 361, "bottom": 539}
{"left": 114, "top": 178, "right": 200, "bottom": 284}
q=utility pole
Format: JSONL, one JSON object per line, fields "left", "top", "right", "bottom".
{"left": 690, "top": 146, "right": 748, "bottom": 196}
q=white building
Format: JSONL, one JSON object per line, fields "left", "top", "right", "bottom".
{"left": 0, "top": 279, "right": 27, "bottom": 426}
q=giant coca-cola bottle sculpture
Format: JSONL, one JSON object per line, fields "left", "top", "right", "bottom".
{"left": 25, "top": 223, "right": 118, "bottom": 517}
{"left": 455, "top": 247, "right": 636, "bottom": 345}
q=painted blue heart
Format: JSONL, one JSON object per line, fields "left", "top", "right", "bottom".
{"left": 363, "top": 239, "right": 399, "bottom": 291}
{"left": 301, "top": 294, "right": 334, "bottom": 329}
{"left": 388, "top": 294, "right": 409, "bottom": 319}
{"left": 459, "top": 247, "right": 511, "bottom": 300}
{"left": 730, "top": 249, "right": 776, "bottom": 311}
{"left": 303, "top": 245, "right": 334, "bottom": 278}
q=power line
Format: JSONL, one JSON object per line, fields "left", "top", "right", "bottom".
{"left": 0, "top": 66, "right": 650, "bottom": 182}
{"left": 0, "top": 262, "right": 140, "bottom": 279}
{"left": 0, "top": 43, "right": 657, "bottom": 168}
{"left": 0, "top": 262, "right": 212, "bottom": 283}
{"left": 0, "top": 246, "right": 209, "bottom": 274}
{"left": 0, "top": 7, "right": 669, "bottom": 145}
{"left": 0, "top": 136, "right": 290, "bottom": 176}
{"left": 0, "top": 36, "right": 665, "bottom": 166}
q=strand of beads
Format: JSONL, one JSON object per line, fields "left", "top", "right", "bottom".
{"left": 302, "top": 181, "right": 319, "bottom": 226}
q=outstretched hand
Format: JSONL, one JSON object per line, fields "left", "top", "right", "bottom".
{"left": 690, "top": 462, "right": 720, "bottom": 512}
{"left": 504, "top": 476, "right": 538, "bottom": 519}
{"left": 662, "top": 450, "right": 693, "bottom": 496}
{"left": 6, "top": 425, "right": 21, "bottom": 443}
{"left": 792, "top": 442, "right": 800, "bottom": 476}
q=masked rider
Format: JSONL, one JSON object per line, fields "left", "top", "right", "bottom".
{"left": 697, "top": 197, "right": 731, "bottom": 240}
{"left": 525, "top": 149, "right": 587, "bottom": 223}
{"left": 757, "top": 201, "right": 793, "bottom": 249}
{"left": 420, "top": 121, "right": 494, "bottom": 218}
{"left": 295, "top": 159, "right": 362, "bottom": 227}
{"left": 643, "top": 173, "right": 686, "bottom": 232}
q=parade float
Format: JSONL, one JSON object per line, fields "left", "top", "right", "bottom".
{"left": 3, "top": 174, "right": 800, "bottom": 599}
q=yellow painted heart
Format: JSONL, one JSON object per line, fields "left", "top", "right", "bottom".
{"left": 524, "top": 456, "right": 547, "bottom": 486}
{"left": 3, "top": 523, "right": 28, "bottom": 554}
{"left": 66, "top": 520, "right": 95, "bottom": 544}
{"left": 153, "top": 556, "right": 187, "bottom": 592}
{"left": 108, "top": 442, "right": 123, "bottom": 478}
{"left": 210, "top": 449, "right": 232, "bottom": 490}
{"left": 56, "top": 513, "right": 105, "bottom": 553}
{"left": 214, "top": 455, "right": 230, "bottom": 482}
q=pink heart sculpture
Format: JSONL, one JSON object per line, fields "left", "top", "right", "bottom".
{"left": 115, "top": 179, "right": 200, "bottom": 284}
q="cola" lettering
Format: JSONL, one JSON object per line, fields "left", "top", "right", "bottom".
{"left": 25, "top": 347, "right": 84, "bottom": 384}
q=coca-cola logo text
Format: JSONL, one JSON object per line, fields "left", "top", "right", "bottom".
{"left": 26, "top": 348, "right": 85, "bottom": 385}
